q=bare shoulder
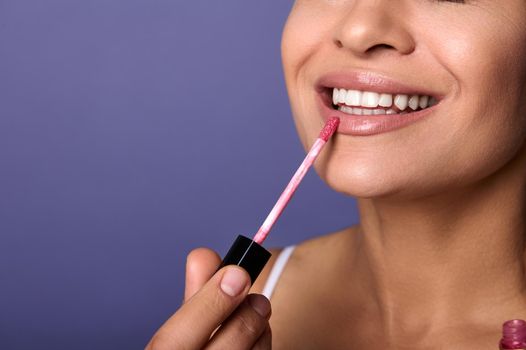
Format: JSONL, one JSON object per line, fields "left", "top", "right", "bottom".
{"left": 295, "top": 225, "right": 357, "bottom": 255}
{"left": 250, "top": 225, "right": 360, "bottom": 294}
{"left": 253, "top": 226, "right": 360, "bottom": 349}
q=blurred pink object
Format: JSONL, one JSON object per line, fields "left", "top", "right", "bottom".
{"left": 500, "top": 319, "right": 526, "bottom": 349}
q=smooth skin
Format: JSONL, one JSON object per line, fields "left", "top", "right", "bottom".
{"left": 149, "top": 0, "right": 526, "bottom": 349}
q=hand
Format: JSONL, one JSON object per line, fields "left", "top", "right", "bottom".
{"left": 145, "top": 248, "right": 272, "bottom": 349}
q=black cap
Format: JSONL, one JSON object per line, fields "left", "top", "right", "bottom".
{"left": 217, "top": 235, "right": 272, "bottom": 284}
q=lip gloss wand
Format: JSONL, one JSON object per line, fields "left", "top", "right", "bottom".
{"left": 217, "top": 117, "right": 340, "bottom": 282}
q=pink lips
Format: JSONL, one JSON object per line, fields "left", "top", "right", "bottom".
{"left": 315, "top": 71, "right": 442, "bottom": 136}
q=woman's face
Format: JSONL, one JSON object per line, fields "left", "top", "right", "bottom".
{"left": 282, "top": 0, "right": 526, "bottom": 199}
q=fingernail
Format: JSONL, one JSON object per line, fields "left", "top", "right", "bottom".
{"left": 220, "top": 267, "right": 249, "bottom": 297}
{"left": 248, "top": 294, "right": 271, "bottom": 318}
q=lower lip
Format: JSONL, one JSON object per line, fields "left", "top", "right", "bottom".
{"left": 317, "top": 95, "right": 436, "bottom": 136}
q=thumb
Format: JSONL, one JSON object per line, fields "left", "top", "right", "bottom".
{"left": 184, "top": 247, "right": 221, "bottom": 302}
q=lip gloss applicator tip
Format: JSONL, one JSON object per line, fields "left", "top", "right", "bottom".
{"left": 319, "top": 116, "right": 341, "bottom": 142}
{"left": 217, "top": 117, "right": 340, "bottom": 283}
{"left": 500, "top": 319, "right": 526, "bottom": 350}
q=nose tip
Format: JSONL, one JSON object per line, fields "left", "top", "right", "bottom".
{"left": 333, "top": 2, "right": 415, "bottom": 57}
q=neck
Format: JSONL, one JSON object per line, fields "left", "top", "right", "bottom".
{"left": 350, "top": 149, "right": 526, "bottom": 340}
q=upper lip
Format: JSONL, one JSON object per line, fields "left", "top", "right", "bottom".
{"left": 315, "top": 70, "right": 444, "bottom": 99}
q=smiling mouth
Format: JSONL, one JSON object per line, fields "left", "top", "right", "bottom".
{"left": 330, "top": 88, "right": 438, "bottom": 115}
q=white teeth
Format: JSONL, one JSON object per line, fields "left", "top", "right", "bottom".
{"left": 333, "top": 88, "right": 347, "bottom": 104}
{"left": 361, "top": 91, "right": 380, "bottom": 108}
{"left": 394, "top": 94, "right": 408, "bottom": 110}
{"left": 332, "top": 88, "right": 339, "bottom": 105}
{"left": 408, "top": 95, "right": 419, "bottom": 110}
{"left": 333, "top": 88, "right": 436, "bottom": 113}
{"left": 345, "top": 90, "right": 362, "bottom": 106}
{"left": 378, "top": 93, "right": 393, "bottom": 107}
{"left": 339, "top": 89, "right": 348, "bottom": 104}
{"left": 339, "top": 106, "right": 393, "bottom": 116}
{"left": 340, "top": 105, "right": 353, "bottom": 114}
{"left": 419, "top": 95, "right": 429, "bottom": 109}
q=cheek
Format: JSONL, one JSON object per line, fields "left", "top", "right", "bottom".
{"left": 281, "top": 16, "right": 310, "bottom": 147}
{"left": 281, "top": 2, "right": 335, "bottom": 70}
{"left": 282, "top": 6, "right": 339, "bottom": 149}
{"left": 282, "top": 7, "right": 325, "bottom": 82}
{"left": 433, "top": 18, "right": 526, "bottom": 178}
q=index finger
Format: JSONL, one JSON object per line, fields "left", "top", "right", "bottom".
{"left": 148, "top": 266, "right": 251, "bottom": 350}
{"left": 184, "top": 248, "right": 221, "bottom": 302}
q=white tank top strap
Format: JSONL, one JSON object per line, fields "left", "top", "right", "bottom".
{"left": 262, "top": 245, "right": 296, "bottom": 299}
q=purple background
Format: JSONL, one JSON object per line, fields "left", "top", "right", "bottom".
{"left": 0, "top": 1, "right": 358, "bottom": 348}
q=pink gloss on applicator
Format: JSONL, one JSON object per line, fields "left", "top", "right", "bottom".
{"left": 217, "top": 117, "right": 340, "bottom": 282}
{"left": 500, "top": 319, "right": 526, "bottom": 350}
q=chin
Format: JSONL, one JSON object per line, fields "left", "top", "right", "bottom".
{"left": 315, "top": 154, "right": 404, "bottom": 199}
{"left": 314, "top": 150, "right": 464, "bottom": 201}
